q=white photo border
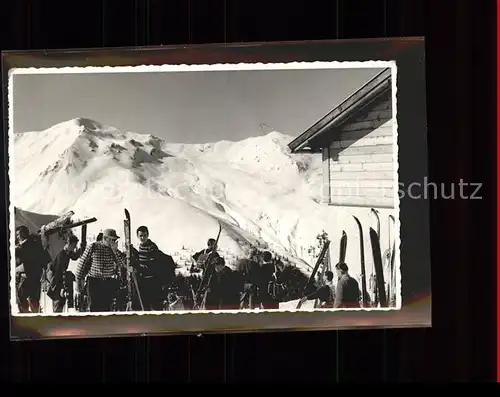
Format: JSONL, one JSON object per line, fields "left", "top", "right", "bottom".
{"left": 8, "top": 60, "right": 400, "bottom": 317}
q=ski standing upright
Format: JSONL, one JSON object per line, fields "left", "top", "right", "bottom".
{"left": 369, "top": 227, "right": 388, "bottom": 308}
{"left": 339, "top": 230, "right": 347, "bottom": 263}
{"left": 296, "top": 239, "right": 331, "bottom": 309}
{"left": 352, "top": 216, "right": 369, "bottom": 307}
{"left": 124, "top": 209, "right": 144, "bottom": 311}
{"left": 81, "top": 224, "right": 87, "bottom": 253}
{"left": 369, "top": 208, "right": 381, "bottom": 306}
{"left": 388, "top": 215, "right": 397, "bottom": 306}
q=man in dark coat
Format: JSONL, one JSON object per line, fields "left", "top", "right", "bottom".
{"left": 15, "top": 225, "right": 52, "bottom": 313}
{"left": 333, "top": 262, "right": 361, "bottom": 308}
{"left": 236, "top": 251, "right": 278, "bottom": 309}
{"left": 204, "top": 257, "right": 238, "bottom": 310}
{"left": 235, "top": 257, "right": 261, "bottom": 309}
{"left": 258, "top": 251, "right": 280, "bottom": 309}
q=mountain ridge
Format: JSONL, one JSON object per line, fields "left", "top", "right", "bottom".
{"left": 12, "top": 117, "right": 337, "bottom": 271}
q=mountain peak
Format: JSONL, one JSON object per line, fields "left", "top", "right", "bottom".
{"left": 265, "top": 130, "right": 287, "bottom": 139}
{"left": 47, "top": 117, "right": 106, "bottom": 135}
{"left": 71, "top": 117, "right": 103, "bottom": 130}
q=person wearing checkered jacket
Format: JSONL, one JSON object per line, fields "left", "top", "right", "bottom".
{"left": 75, "top": 228, "right": 126, "bottom": 312}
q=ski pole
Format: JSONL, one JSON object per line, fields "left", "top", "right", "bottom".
{"left": 130, "top": 270, "right": 145, "bottom": 310}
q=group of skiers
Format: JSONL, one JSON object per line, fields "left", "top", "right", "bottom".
{"left": 14, "top": 223, "right": 362, "bottom": 314}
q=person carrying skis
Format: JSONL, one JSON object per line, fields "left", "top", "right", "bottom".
{"left": 333, "top": 262, "right": 361, "bottom": 308}
{"left": 46, "top": 235, "right": 81, "bottom": 313}
{"left": 192, "top": 238, "right": 220, "bottom": 274}
{"left": 130, "top": 225, "right": 174, "bottom": 311}
{"left": 298, "top": 270, "right": 335, "bottom": 308}
{"left": 15, "top": 225, "right": 52, "bottom": 313}
{"left": 75, "top": 228, "right": 125, "bottom": 313}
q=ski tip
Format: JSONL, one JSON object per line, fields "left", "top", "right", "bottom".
{"left": 352, "top": 215, "right": 362, "bottom": 226}
{"left": 124, "top": 208, "right": 130, "bottom": 217}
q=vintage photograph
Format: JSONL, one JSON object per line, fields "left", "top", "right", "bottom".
{"left": 8, "top": 61, "right": 399, "bottom": 316}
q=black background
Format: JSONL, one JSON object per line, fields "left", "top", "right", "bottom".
{"left": 0, "top": 0, "right": 496, "bottom": 382}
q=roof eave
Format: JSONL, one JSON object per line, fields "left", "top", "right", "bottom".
{"left": 288, "top": 68, "right": 392, "bottom": 153}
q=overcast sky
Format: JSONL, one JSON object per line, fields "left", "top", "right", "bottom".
{"left": 12, "top": 67, "right": 382, "bottom": 144}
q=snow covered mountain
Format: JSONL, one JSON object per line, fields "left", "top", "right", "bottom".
{"left": 12, "top": 117, "right": 353, "bottom": 271}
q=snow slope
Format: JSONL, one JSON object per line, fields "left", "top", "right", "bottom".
{"left": 12, "top": 117, "right": 371, "bottom": 274}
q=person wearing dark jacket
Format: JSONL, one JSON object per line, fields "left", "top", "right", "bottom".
{"left": 259, "top": 251, "right": 280, "bottom": 309}
{"left": 15, "top": 225, "right": 52, "bottom": 313}
{"left": 298, "top": 270, "right": 335, "bottom": 308}
{"left": 47, "top": 235, "right": 81, "bottom": 312}
{"left": 236, "top": 251, "right": 278, "bottom": 309}
{"left": 236, "top": 257, "right": 261, "bottom": 309}
{"left": 204, "top": 257, "right": 238, "bottom": 310}
{"left": 333, "top": 262, "right": 361, "bottom": 308}
{"left": 130, "top": 226, "right": 174, "bottom": 311}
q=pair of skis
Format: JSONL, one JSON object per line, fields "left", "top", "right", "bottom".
{"left": 352, "top": 208, "right": 395, "bottom": 308}
{"left": 352, "top": 216, "right": 370, "bottom": 307}
{"left": 296, "top": 231, "right": 345, "bottom": 309}
{"left": 368, "top": 208, "right": 387, "bottom": 308}
{"left": 193, "top": 222, "right": 223, "bottom": 310}
{"left": 387, "top": 215, "right": 396, "bottom": 306}
{"left": 296, "top": 239, "right": 331, "bottom": 309}
{"left": 123, "top": 209, "right": 144, "bottom": 311}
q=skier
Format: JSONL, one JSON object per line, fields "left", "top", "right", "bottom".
{"left": 130, "top": 226, "right": 174, "bottom": 311}
{"left": 267, "top": 258, "right": 288, "bottom": 304}
{"left": 15, "top": 226, "right": 52, "bottom": 313}
{"left": 200, "top": 257, "right": 236, "bottom": 310}
{"left": 236, "top": 250, "right": 277, "bottom": 309}
{"left": 235, "top": 257, "right": 261, "bottom": 309}
{"left": 75, "top": 228, "right": 126, "bottom": 312}
{"left": 333, "top": 262, "right": 361, "bottom": 308}
{"left": 298, "top": 270, "right": 335, "bottom": 308}
{"left": 259, "top": 251, "right": 280, "bottom": 309}
{"left": 75, "top": 232, "right": 104, "bottom": 311}
{"left": 192, "top": 238, "right": 220, "bottom": 274}
{"left": 46, "top": 235, "right": 81, "bottom": 313}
